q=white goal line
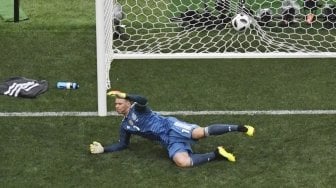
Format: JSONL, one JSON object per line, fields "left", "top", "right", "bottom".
{"left": 0, "top": 110, "right": 336, "bottom": 117}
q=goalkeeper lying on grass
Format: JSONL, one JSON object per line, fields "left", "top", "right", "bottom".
{"left": 90, "top": 91, "right": 255, "bottom": 168}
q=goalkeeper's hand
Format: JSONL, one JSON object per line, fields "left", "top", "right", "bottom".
{"left": 107, "top": 90, "right": 126, "bottom": 98}
{"left": 89, "top": 141, "right": 104, "bottom": 154}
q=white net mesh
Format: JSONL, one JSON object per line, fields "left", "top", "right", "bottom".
{"left": 102, "top": 0, "right": 114, "bottom": 89}
{"left": 106, "top": 0, "right": 336, "bottom": 55}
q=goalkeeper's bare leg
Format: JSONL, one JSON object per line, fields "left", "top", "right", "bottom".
{"left": 172, "top": 124, "right": 255, "bottom": 167}
{"left": 173, "top": 146, "right": 236, "bottom": 167}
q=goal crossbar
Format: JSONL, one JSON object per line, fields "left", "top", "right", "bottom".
{"left": 111, "top": 52, "right": 336, "bottom": 59}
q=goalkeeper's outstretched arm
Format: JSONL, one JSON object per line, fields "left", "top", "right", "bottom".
{"left": 126, "top": 94, "right": 148, "bottom": 112}
{"left": 90, "top": 127, "right": 131, "bottom": 154}
{"left": 105, "top": 127, "right": 131, "bottom": 152}
{"left": 108, "top": 90, "right": 148, "bottom": 110}
{"left": 90, "top": 90, "right": 146, "bottom": 154}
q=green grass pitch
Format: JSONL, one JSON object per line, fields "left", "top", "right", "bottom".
{"left": 0, "top": 0, "right": 336, "bottom": 187}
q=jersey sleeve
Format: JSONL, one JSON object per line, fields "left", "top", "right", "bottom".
{"left": 126, "top": 94, "right": 149, "bottom": 112}
{"left": 104, "top": 126, "right": 131, "bottom": 152}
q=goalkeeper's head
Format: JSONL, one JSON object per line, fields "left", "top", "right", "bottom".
{"left": 114, "top": 97, "right": 131, "bottom": 115}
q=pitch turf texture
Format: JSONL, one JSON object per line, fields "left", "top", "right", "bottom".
{"left": 0, "top": 0, "right": 336, "bottom": 187}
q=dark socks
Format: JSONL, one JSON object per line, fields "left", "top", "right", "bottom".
{"left": 237, "top": 125, "right": 247, "bottom": 132}
{"left": 204, "top": 124, "right": 246, "bottom": 136}
{"left": 190, "top": 152, "right": 216, "bottom": 166}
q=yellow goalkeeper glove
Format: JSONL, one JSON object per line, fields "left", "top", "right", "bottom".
{"left": 107, "top": 90, "right": 126, "bottom": 98}
{"left": 89, "top": 141, "right": 104, "bottom": 154}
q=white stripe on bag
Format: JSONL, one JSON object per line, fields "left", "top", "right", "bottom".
{"left": 4, "top": 82, "right": 38, "bottom": 97}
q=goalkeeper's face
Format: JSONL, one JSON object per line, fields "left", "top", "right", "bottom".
{"left": 115, "top": 98, "right": 131, "bottom": 115}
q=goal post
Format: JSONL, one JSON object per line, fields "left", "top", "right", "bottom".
{"left": 96, "top": 0, "right": 113, "bottom": 116}
{"left": 96, "top": 0, "right": 336, "bottom": 116}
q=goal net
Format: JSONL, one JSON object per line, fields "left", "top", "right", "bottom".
{"left": 103, "top": 0, "right": 336, "bottom": 57}
{"left": 96, "top": 0, "right": 336, "bottom": 115}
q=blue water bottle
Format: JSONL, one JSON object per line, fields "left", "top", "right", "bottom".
{"left": 57, "top": 82, "right": 79, "bottom": 89}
